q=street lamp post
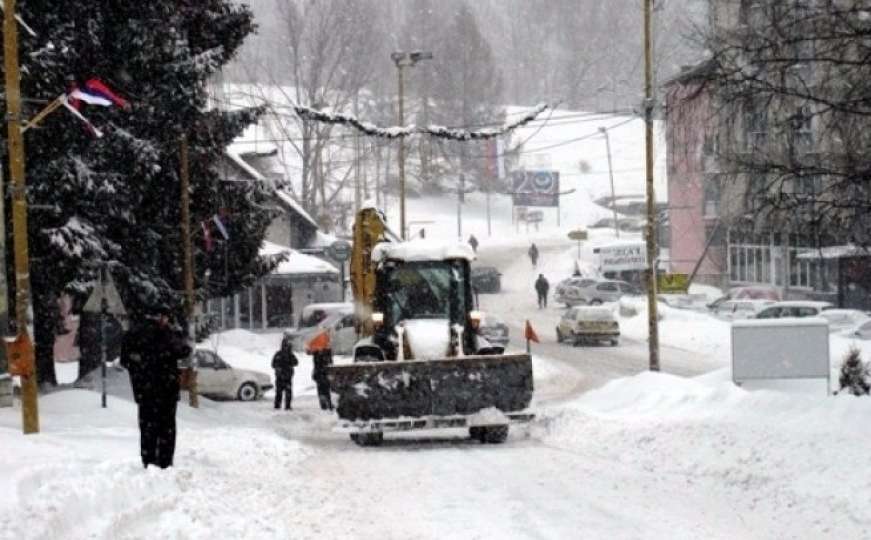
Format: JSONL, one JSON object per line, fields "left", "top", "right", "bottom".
{"left": 391, "top": 50, "right": 432, "bottom": 240}
{"left": 598, "top": 126, "right": 620, "bottom": 239}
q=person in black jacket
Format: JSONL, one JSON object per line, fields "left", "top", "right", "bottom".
{"left": 528, "top": 243, "right": 540, "bottom": 267}
{"left": 535, "top": 274, "right": 550, "bottom": 309}
{"left": 272, "top": 337, "right": 298, "bottom": 410}
{"left": 120, "top": 306, "right": 191, "bottom": 469}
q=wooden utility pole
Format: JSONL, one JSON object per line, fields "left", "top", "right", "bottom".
{"left": 643, "top": 0, "right": 660, "bottom": 371}
{"left": 179, "top": 135, "right": 198, "bottom": 407}
{"left": 396, "top": 63, "right": 407, "bottom": 239}
{"left": 3, "top": 0, "right": 38, "bottom": 432}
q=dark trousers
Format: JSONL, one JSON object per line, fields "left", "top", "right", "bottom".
{"left": 537, "top": 292, "right": 547, "bottom": 308}
{"left": 138, "top": 398, "right": 177, "bottom": 469}
{"left": 274, "top": 376, "right": 293, "bottom": 409}
{"left": 316, "top": 380, "right": 333, "bottom": 410}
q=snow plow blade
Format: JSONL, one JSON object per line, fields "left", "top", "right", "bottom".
{"left": 327, "top": 354, "right": 533, "bottom": 422}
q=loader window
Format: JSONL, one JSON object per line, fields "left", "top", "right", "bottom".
{"left": 382, "top": 262, "right": 458, "bottom": 323}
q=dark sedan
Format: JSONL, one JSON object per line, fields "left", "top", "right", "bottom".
{"left": 471, "top": 266, "right": 502, "bottom": 293}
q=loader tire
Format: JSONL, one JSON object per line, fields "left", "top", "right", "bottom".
{"left": 482, "top": 425, "right": 509, "bottom": 444}
{"left": 556, "top": 328, "right": 563, "bottom": 343}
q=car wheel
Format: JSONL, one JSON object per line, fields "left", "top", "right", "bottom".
{"left": 590, "top": 299, "right": 603, "bottom": 305}
{"left": 469, "top": 426, "right": 486, "bottom": 442}
{"left": 352, "top": 432, "right": 384, "bottom": 446}
{"left": 610, "top": 339, "right": 619, "bottom": 347}
{"left": 237, "top": 382, "right": 259, "bottom": 401}
{"left": 482, "top": 425, "right": 509, "bottom": 444}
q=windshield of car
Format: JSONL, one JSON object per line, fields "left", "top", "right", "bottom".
{"left": 381, "top": 260, "right": 466, "bottom": 323}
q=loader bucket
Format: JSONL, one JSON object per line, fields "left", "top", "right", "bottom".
{"left": 327, "top": 353, "right": 533, "bottom": 421}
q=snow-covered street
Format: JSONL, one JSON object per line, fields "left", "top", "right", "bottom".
{"left": 3, "top": 241, "right": 871, "bottom": 539}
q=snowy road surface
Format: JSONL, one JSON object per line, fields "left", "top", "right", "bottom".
{"left": 475, "top": 240, "right": 723, "bottom": 398}
{"left": 2, "top": 243, "right": 870, "bottom": 539}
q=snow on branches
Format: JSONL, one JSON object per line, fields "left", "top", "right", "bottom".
{"left": 293, "top": 103, "right": 549, "bottom": 140}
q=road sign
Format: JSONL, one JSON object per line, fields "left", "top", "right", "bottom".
{"left": 511, "top": 170, "right": 560, "bottom": 207}
{"left": 84, "top": 272, "right": 127, "bottom": 316}
{"left": 326, "top": 240, "right": 352, "bottom": 262}
{"left": 567, "top": 229, "right": 588, "bottom": 241}
{"left": 658, "top": 273, "right": 689, "bottom": 294}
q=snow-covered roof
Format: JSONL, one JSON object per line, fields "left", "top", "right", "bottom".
{"left": 275, "top": 190, "right": 318, "bottom": 229}
{"left": 371, "top": 240, "right": 476, "bottom": 263}
{"left": 225, "top": 147, "right": 266, "bottom": 182}
{"left": 261, "top": 241, "right": 337, "bottom": 275}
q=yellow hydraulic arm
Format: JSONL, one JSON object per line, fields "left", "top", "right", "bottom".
{"left": 349, "top": 207, "right": 398, "bottom": 337}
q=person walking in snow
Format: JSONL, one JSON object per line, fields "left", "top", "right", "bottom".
{"left": 468, "top": 234, "right": 479, "bottom": 253}
{"left": 272, "top": 337, "right": 298, "bottom": 410}
{"left": 528, "top": 243, "right": 539, "bottom": 267}
{"left": 535, "top": 274, "right": 550, "bottom": 309}
{"left": 121, "top": 305, "right": 191, "bottom": 469}
{"left": 307, "top": 331, "right": 334, "bottom": 411}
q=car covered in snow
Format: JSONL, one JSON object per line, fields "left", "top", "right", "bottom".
{"left": 559, "top": 279, "right": 642, "bottom": 306}
{"left": 753, "top": 300, "right": 834, "bottom": 320}
{"left": 710, "top": 299, "right": 776, "bottom": 320}
{"left": 285, "top": 302, "right": 354, "bottom": 352}
{"left": 556, "top": 306, "right": 620, "bottom": 346}
{"left": 554, "top": 277, "right": 598, "bottom": 306}
{"left": 471, "top": 266, "right": 502, "bottom": 293}
{"left": 476, "top": 312, "right": 509, "bottom": 347}
{"left": 194, "top": 349, "right": 273, "bottom": 401}
{"left": 818, "top": 309, "right": 870, "bottom": 333}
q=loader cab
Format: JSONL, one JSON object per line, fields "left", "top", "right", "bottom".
{"left": 372, "top": 258, "right": 476, "bottom": 359}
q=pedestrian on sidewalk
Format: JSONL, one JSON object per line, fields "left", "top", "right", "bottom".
{"left": 528, "top": 243, "right": 539, "bottom": 267}
{"left": 535, "top": 274, "right": 550, "bottom": 309}
{"left": 120, "top": 305, "right": 191, "bottom": 469}
{"left": 272, "top": 336, "right": 298, "bottom": 410}
{"left": 468, "top": 234, "right": 479, "bottom": 253}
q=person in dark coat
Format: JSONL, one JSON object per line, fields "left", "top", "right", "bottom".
{"left": 272, "top": 337, "right": 298, "bottom": 410}
{"left": 468, "top": 234, "right": 479, "bottom": 253}
{"left": 528, "top": 243, "right": 539, "bottom": 267}
{"left": 120, "top": 306, "right": 191, "bottom": 469}
{"left": 307, "top": 331, "right": 333, "bottom": 411}
{"left": 535, "top": 274, "right": 550, "bottom": 309}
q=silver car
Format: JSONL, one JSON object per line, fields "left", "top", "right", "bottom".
{"left": 194, "top": 349, "right": 273, "bottom": 401}
{"left": 561, "top": 279, "right": 642, "bottom": 306}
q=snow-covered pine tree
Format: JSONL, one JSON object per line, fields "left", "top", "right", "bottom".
{"left": 6, "top": 2, "right": 278, "bottom": 384}
{"left": 838, "top": 347, "right": 870, "bottom": 397}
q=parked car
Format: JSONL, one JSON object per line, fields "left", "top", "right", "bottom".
{"left": 477, "top": 313, "right": 509, "bottom": 347}
{"left": 555, "top": 277, "right": 598, "bottom": 306}
{"left": 589, "top": 217, "right": 645, "bottom": 232}
{"left": 556, "top": 306, "right": 620, "bottom": 346}
{"left": 287, "top": 304, "right": 356, "bottom": 353}
{"left": 285, "top": 302, "right": 354, "bottom": 352}
{"left": 849, "top": 319, "right": 871, "bottom": 340}
{"left": 561, "top": 279, "right": 642, "bottom": 306}
{"left": 819, "top": 309, "right": 870, "bottom": 333}
{"left": 194, "top": 349, "right": 273, "bottom": 401}
{"left": 710, "top": 299, "right": 776, "bottom": 320}
{"left": 754, "top": 300, "right": 834, "bottom": 319}
{"left": 471, "top": 266, "right": 502, "bottom": 293}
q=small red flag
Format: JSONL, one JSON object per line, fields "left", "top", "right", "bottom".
{"left": 524, "top": 320, "right": 539, "bottom": 343}
{"left": 306, "top": 331, "right": 331, "bottom": 354}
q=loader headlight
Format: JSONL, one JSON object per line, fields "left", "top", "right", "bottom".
{"left": 371, "top": 312, "right": 384, "bottom": 326}
{"left": 469, "top": 310, "right": 482, "bottom": 329}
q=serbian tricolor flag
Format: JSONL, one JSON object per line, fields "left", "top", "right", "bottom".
{"left": 212, "top": 214, "right": 230, "bottom": 240}
{"left": 68, "top": 78, "right": 130, "bottom": 110}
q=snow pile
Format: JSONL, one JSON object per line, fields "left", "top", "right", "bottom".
{"left": 537, "top": 371, "right": 871, "bottom": 539}
{"left": 372, "top": 240, "right": 476, "bottom": 262}
{"left": 403, "top": 319, "right": 450, "bottom": 360}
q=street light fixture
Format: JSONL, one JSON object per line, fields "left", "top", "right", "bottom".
{"left": 598, "top": 126, "right": 620, "bottom": 238}
{"left": 392, "top": 50, "right": 432, "bottom": 239}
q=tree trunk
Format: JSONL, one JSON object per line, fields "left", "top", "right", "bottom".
{"left": 32, "top": 287, "right": 58, "bottom": 387}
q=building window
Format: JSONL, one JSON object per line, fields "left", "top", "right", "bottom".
{"left": 744, "top": 101, "right": 768, "bottom": 151}
{"left": 730, "top": 242, "right": 772, "bottom": 284}
{"left": 790, "top": 106, "right": 814, "bottom": 152}
{"left": 703, "top": 176, "right": 721, "bottom": 218}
